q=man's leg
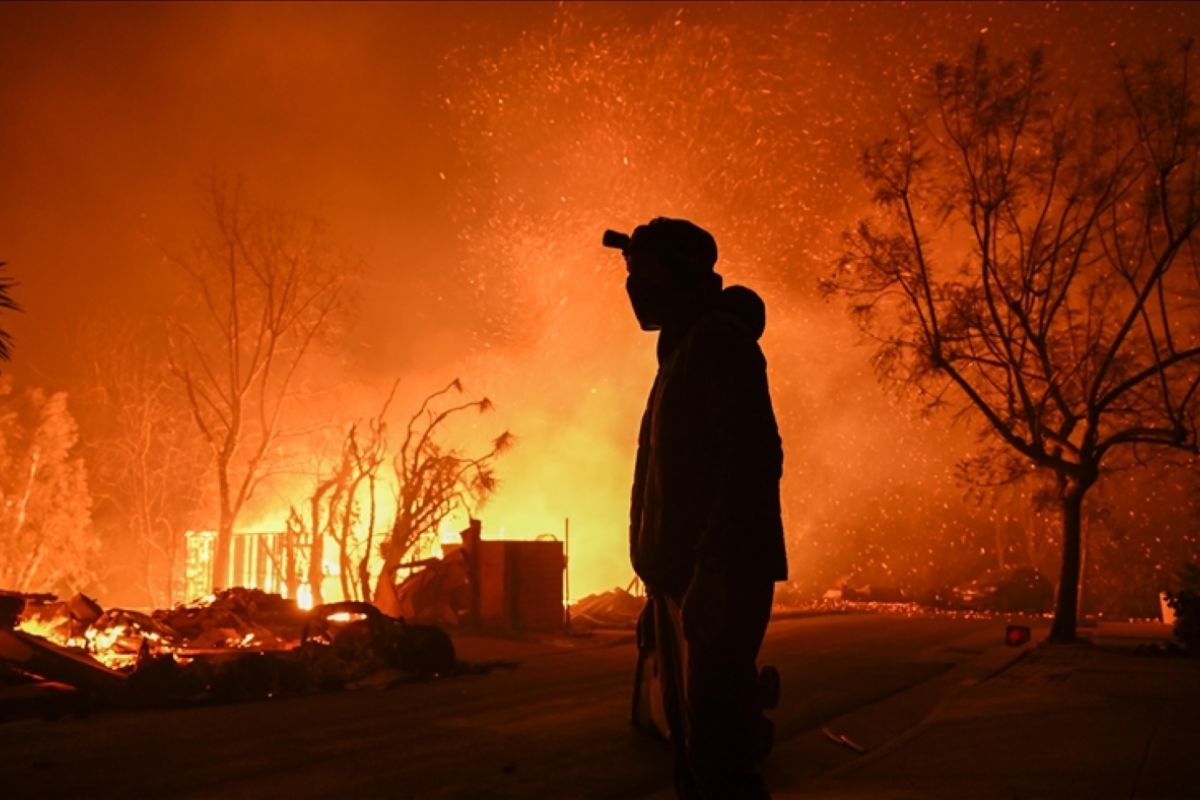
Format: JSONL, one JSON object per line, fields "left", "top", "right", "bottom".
{"left": 684, "top": 578, "right": 774, "bottom": 799}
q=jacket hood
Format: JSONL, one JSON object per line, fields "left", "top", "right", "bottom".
{"left": 656, "top": 280, "right": 765, "bottom": 364}
{"left": 720, "top": 285, "right": 766, "bottom": 341}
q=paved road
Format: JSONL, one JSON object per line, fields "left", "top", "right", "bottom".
{"left": 0, "top": 613, "right": 1023, "bottom": 799}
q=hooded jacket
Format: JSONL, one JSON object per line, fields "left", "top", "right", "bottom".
{"left": 629, "top": 284, "right": 788, "bottom": 600}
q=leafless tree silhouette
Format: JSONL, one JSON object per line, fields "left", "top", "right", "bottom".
{"left": 373, "top": 379, "right": 513, "bottom": 616}
{"left": 826, "top": 42, "right": 1200, "bottom": 641}
{"left": 168, "top": 180, "right": 347, "bottom": 591}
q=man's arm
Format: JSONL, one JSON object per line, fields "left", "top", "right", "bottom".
{"left": 629, "top": 398, "right": 652, "bottom": 570}
{"left": 682, "top": 319, "right": 782, "bottom": 642}
{"left": 693, "top": 320, "right": 782, "bottom": 572}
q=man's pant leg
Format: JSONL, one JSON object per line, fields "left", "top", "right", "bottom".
{"left": 651, "top": 592, "right": 699, "bottom": 798}
{"left": 684, "top": 578, "right": 774, "bottom": 798}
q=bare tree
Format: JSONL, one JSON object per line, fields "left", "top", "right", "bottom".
{"left": 168, "top": 181, "right": 347, "bottom": 591}
{"left": 373, "top": 379, "right": 513, "bottom": 616}
{"left": 337, "top": 387, "right": 394, "bottom": 603}
{"left": 83, "top": 321, "right": 210, "bottom": 607}
{"left": 285, "top": 457, "right": 348, "bottom": 607}
{"left": 825, "top": 42, "right": 1200, "bottom": 642}
{"left": 287, "top": 384, "right": 396, "bottom": 605}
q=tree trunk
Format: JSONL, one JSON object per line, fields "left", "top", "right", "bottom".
{"left": 213, "top": 463, "right": 234, "bottom": 591}
{"left": 1048, "top": 486, "right": 1086, "bottom": 643}
{"left": 213, "top": 509, "right": 234, "bottom": 592}
{"left": 308, "top": 497, "right": 325, "bottom": 608}
{"left": 336, "top": 523, "right": 353, "bottom": 603}
{"left": 372, "top": 515, "right": 411, "bottom": 616}
{"left": 285, "top": 522, "right": 298, "bottom": 600}
{"left": 359, "top": 477, "right": 377, "bottom": 602}
{"left": 336, "top": 487, "right": 357, "bottom": 601}
{"left": 1077, "top": 513, "right": 1089, "bottom": 620}
{"left": 358, "top": 553, "right": 372, "bottom": 605}
{"left": 308, "top": 536, "right": 325, "bottom": 606}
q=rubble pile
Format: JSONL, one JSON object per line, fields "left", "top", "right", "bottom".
{"left": 7, "top": 588, "right": 308, "bottom": 669}
{"left": 87, "top": 608, "right": 183, "bottom": 669}
{"left": 154, "top": 588, "right": 309, "bottom": 650}
{"left": 569, "top": 586, "right": 645, "bottom": 629}
{"left": 0, "top": 588, "right": 457, "bottom": 720}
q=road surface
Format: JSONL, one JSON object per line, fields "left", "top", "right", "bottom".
{"left": 0, "top": 612, "right": 1030, "bottom": 798}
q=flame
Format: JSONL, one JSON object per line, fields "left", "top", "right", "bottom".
{"left": 17, "top": 615, "right": 151, "bottom": 670}
{"left": 15, "top": 617, "right": 84, "bottom": 649}
{"left": 13, "top": 591, "right": 302, "bottom": 672}
{"left": 296, "top": 583, "right": 314, "bottom": 611}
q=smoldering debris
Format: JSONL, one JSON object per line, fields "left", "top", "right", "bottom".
{"left": 0, "top": 589, "right": 458, "bottom": 721}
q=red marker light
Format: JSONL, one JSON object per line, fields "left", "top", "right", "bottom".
{"left": 1005, "top": 625, "right": 1031, "bottom": 647}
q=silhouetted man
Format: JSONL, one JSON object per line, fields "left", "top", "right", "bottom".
{"left": 611, "top": 218, "right": 787, "bottom": 799}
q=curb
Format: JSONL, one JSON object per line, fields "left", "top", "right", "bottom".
{"left": 807, "top": 640, "right": 1034, "bottom": 783}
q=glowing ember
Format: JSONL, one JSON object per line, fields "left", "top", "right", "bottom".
{"left": 9, "top": 589, "right": 310, "bottom": 671}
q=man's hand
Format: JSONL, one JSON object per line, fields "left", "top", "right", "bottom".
{"left": 681, "top": 565, "right": 726, "bottom": 645}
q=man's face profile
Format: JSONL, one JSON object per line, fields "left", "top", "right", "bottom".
{"left": 624, "top": 247, "right": 672, "bottom": 331}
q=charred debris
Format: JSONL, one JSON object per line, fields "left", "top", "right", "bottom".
{"left": 0, "top": 587, "right": 457, "bottom": 721}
